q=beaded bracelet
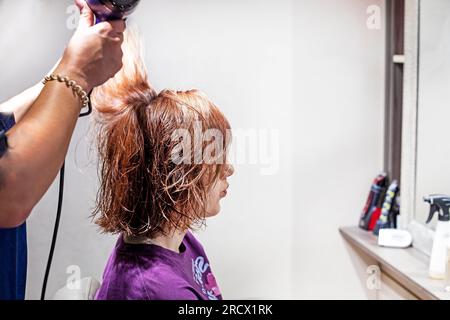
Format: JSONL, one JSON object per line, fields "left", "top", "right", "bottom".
{"left": 43, "top": 74, "right": 90, "bottom": 109}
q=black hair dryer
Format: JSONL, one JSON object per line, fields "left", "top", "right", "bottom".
{"left": 86, "top": 0, "right": 141, "bottom": 22}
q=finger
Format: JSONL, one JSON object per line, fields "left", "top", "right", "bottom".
{"left": 77, "top": 1, "right": 95, "bottom": 29}
{"left": 74, "top": 0, "right": 85, "bottom": 11}
{"left": 115, "top": 33, "right": 125, "bottom": 43}
{"left": 108, "top": 19, "right": 127, "bottom": 33}
{"left": 94, "top": 20, "right": 126, "bottom": 37}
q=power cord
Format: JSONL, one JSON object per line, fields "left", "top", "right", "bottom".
{"left": 40, "top": 95, "right": 93, "bottom": 300}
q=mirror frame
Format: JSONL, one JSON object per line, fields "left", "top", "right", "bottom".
{"left": 401, "top": 0, "right": 435, "bottom": 256}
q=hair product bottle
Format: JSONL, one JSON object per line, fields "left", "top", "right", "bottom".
{"left": 424, "top": 195, "right": 450, "bottom": 279}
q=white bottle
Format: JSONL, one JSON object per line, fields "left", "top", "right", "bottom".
{"left": 424, "top": 195, "right": 450, "bottom": 279}
{"left": 429, "top": 219, "right": 450, "bottom": 279}
{"left": 445, "top": 245, "right": 450, "bottom": 292}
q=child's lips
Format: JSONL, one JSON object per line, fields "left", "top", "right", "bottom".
{"left": 220, "top": 182, "right": 229, "bottom": 197}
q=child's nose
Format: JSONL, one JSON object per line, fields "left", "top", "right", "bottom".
{"left": 226, "top": 164, "right": 235, "bottom": 177}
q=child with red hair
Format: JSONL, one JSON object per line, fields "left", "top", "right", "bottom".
{"left": 93, "top": 31, "right": 234, "bottom": 300}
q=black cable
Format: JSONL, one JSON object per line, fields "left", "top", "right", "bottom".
{"left": 40, "top": 95, "right": 93, "bottom": 300}
{"left": 40, "top": 163, "right": 65, "bottom": 300}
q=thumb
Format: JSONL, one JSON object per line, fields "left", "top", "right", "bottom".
{"left": 76, "top": 0, "right": 94, "bottom": 29}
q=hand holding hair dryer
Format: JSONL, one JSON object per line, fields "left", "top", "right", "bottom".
{"left": 424, "top": 195, "right": 450, "bottom": 279}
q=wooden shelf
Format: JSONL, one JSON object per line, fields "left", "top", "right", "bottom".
{"left": 339, "top": 226, "right": 450, "bottom": 300}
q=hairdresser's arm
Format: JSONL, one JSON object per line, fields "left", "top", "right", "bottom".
{"left": 0, "top": 61, "right": 61, "bottom": 121}
{"left": 0, "top": 2, "right": 125, "bottom": 228}
{"left": 0, "top": 84, "right": 44, "bottom": 122}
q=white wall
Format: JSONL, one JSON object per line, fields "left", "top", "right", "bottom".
{"left": 0, "top": 0, "right": 384, "bottom": 300}
{"left": 292, "top": 0, "right": 385, "bottom": 299}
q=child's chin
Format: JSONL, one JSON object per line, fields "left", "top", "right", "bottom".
{"left": 206, "top": 205, "right": 221, "bottom": 217}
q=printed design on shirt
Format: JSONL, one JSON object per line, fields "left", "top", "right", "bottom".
{"left": 192, "top": 256, "right": 221, "bottom": 300}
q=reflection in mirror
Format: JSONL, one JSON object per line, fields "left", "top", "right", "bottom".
{"left": 415, "top": 0, "right": 450, "bottom": 229}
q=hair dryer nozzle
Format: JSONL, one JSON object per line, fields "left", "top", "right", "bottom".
{"left": 86, "top": 0, "right": 141, "bottom": 21}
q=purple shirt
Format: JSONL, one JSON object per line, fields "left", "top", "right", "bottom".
{"left": 96, "top": 231, "right": 223, "bottom": 300}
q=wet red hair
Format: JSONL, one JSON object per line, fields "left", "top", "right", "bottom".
{"left": 92, "top": 30, "right": 231, "bottom": 238}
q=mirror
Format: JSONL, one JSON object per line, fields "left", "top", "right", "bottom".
{"left": 415, "top": 0, "right": 450, "bottom": 229}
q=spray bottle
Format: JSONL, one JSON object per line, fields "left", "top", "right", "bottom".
{"left": 423, "top": 195, "right": 450, "bottom": 279}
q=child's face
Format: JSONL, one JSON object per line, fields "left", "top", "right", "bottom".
{"left": 205, "top": 164, "right": 234, "bottom": 217}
